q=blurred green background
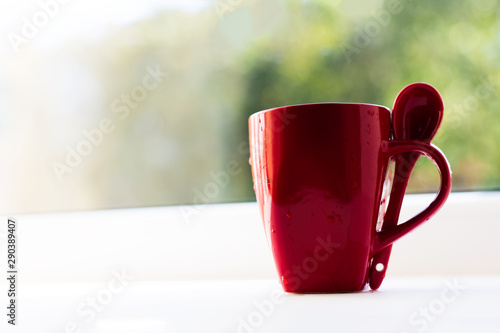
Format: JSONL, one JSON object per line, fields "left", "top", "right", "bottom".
{"left": 1, "top": 0, "right": 499, "bottom": 214}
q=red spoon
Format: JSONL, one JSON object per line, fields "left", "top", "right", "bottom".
{"left": 369, "top": 83, "right": 444, "bottom": 290}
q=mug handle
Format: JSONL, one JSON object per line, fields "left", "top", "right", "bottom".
{"left": 371, "top": 140, "right": 452, "bottom": 253}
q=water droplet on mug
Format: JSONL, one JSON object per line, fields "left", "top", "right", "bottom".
{"left": 282, "top": 276, "right": 288, "bottom": 285}
{"left": 258, "top": 118, "right": 261, "bottom": 124}
{"left": 286, "top": 211, "right": 292, "bottom": 218}
{"left": 271, "top": 228, "right": 276, "bottom": 233}
{"left": 327, "top": 216, "right": 335, "bottom": 223}
{"left": 368, "top": 110, "right": 375, "bottom": 116}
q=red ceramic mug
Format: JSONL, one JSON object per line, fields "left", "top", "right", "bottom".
{"left": 249, "top": 103, "right": 451, "bottom": 293}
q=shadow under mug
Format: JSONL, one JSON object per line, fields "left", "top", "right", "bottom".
{"left": 249, "top": 103, "right": 451, "bottom": 293}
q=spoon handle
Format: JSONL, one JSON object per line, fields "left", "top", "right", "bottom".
{"left": 369, "top": 152, "right": 418, "bottom": 290}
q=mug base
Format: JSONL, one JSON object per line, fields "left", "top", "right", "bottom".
{"left": 281, "top": 280, "right": 369, "bottom": 294}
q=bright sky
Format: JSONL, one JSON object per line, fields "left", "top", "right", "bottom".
{"left": 0, "top": 0, "right": 211, "bottom": 53}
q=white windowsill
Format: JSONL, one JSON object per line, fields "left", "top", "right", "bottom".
{"left": 1, "top": 192, "right": 499, "bottom": 332}
{"left": 2, "top": 276, "right": 499, "bottom": 333}
{"left": 2, "top": 191, "right": 499, "bottom": 283}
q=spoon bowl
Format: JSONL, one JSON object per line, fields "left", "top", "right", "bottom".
{"left": 392, "top": 83, "right": 444, "bottom": 142}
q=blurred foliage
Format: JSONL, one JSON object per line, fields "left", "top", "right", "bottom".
{"left": 233, "top": 0, "right": 500, "bottom": 195}
{"left": 86, "top": 0, "right": 500, "bottom": 210}
{"left": 3, "top": 0, "right": 498, "bottom": 213}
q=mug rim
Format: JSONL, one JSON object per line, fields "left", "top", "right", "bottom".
{"left": 250, "top": 102, "right": 391, "bottom": 118}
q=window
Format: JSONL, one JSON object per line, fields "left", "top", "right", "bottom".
{"left": 1, "top": 0, "right": 498, "bottom": 214}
